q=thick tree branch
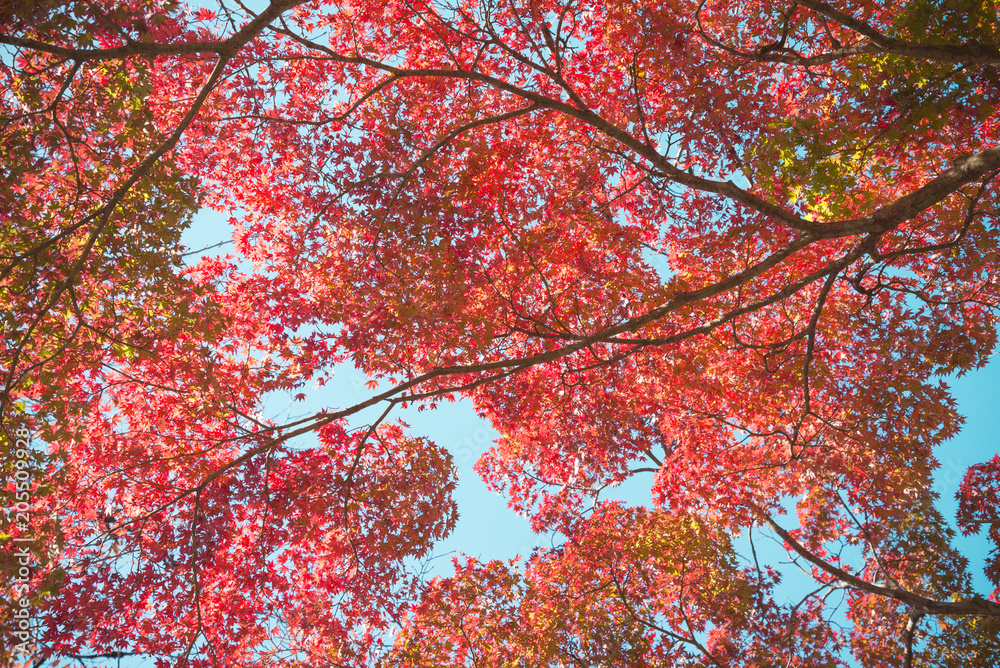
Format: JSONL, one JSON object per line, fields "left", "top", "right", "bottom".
{"left": 797, "top": 0, "right": 1000, "bottom": 67}
{"left": 762, "top": 514, "right": 1000, "bottom": 616}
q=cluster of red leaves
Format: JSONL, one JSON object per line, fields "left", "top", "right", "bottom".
{"left": 959, "top": 455, "right": 1000, "bottom": 592}
{"left": 3, "top": 0, "right": 1000, "bottom": 666}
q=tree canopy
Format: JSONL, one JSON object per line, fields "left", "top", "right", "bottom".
{"left": 3, "top": 0, "right": 1000, "bottom": 665}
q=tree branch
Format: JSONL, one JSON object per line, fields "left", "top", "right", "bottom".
{"left": 762, "top": 514, "right": 1000, "bottom": 616}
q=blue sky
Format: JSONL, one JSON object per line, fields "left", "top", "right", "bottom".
{"left": 936, "top": 358, "right": 999, "bottom": 591}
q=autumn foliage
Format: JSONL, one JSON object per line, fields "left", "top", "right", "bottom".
{"left": 3, "top": 0, "right": 1000, "bottom": 665}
